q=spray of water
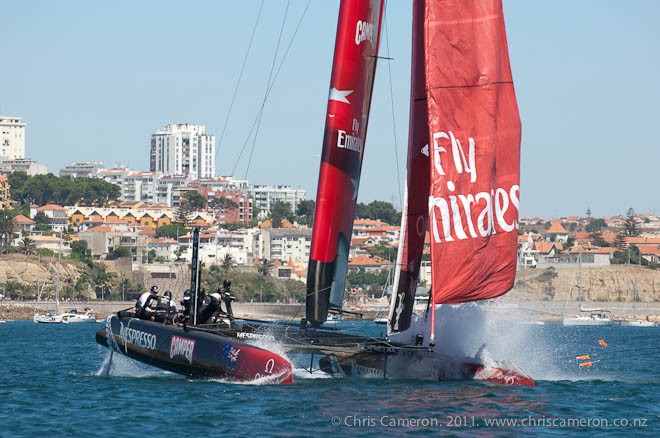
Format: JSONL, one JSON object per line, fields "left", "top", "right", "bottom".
{"left": 426, "top": 302, "right": 597, "bottom": 381}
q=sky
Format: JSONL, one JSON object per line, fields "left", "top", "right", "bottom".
{"left": 1, "top": 0, "right": 658, "bottom": 219}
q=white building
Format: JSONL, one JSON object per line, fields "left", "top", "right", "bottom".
{"left": 247, "top": 184, "right": 306, "bottom": 215}
{"left": 60, "top": 161, "right": 104, "bottom": 178}
{"left": 258, "top": 228, "right": 312, "bottom": 267}
{"left": 120, "top": 172, "right": 159, "bottom": 203}
{"left": 150, "top": 123, "right": 215, "bottom": 179}
{"left": 0, "top": 158, "right": 48, "bottom": 176}
{"left": 0, "top": 114, "right": 26, "bottom": 160}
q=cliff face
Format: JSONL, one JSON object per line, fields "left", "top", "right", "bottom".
{"left": 510, "top": 265, "right": 659, "bottom": 302}
{"left": 0, "top": 254, "right": 89, "bottom": 299}
{"left": 0, "top": 254, "right": 658, "bottom": 303}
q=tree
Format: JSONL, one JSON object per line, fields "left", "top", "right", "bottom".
{"left": 210, "top": 196, "right": 238, "bottom": 210}
{"left": 155, "top": 223, "right": 187, "bottom": 239}
{"left": 71, "top": 240, "right": 93, "bottom": 266}
{"left": 148, "top": 249, "right": 157, "bottom": 263}
{"left": 0, "top": 209, "right": 15, "bottom": 252}
{"left": 589, "top": 229, "right": 608, "bottom": 247}
{"left": 175, "top": 204, "right": 190, "bottom": 226}
{"left": 18, "top": 237, "right": 36, "bottom": 255}
{"left": 295, "top": 199, "right": 315, "bottom": 226}
{"left": 33, "top": 211, "right": 51, "bottom": 231}
{"left": 8, "top": 172, "right": 120, "bottom": 206}
{"left": 258, "top": 258, "right": 274, "bottom": 276}
{"left": 614, "top": 232, "right": 627, "bottom": 250}
{"left": 222, "top": 253, "right": 235, "bottom": 270}
{"left": 355, "top": 200, "right": 400, "bottom": 225}
{"left": 113, "top": 246, "right": 131, "bottom": 258}
{"left": 270, "top": 200, "right": 292, "bottom": 228}
{"left": 365, "top": 242, "right": 397, "bottom": 261}
{"left": 182, "top": 190, "right": 207, "bottom": 212}
{"left": 585, "top": 218, "right": 607, "bottom": 233}
{"left": 623, "top": 207, "right": 640, "bottom": 237}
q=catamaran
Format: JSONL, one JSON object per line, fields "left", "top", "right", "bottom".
{"left": 96, "top": 0, "right": 533, "bottom": 386}
{"left": 95, "top": 228, "right": 294, "bottom": 384}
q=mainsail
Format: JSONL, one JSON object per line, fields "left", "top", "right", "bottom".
{"left": 426, "top": 0, "right": 521, "bottom": 305}
{"left": 306, "top": 0, "right": 384, "bottom": 327}
{"left": 388, "top": 0, "right": 521, "bottom": 332}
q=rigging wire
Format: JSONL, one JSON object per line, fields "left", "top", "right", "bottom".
{"left": 230, "top": 0, "right": 312, "bottom": 179}
{"left": 215, "top": 0, "right": 265, "bottom": 171}
{"left": 242, "top": 0, "right": 291, "bottom": 181}
{"left": 383, "top": 0, "right": 403, "bottom": 210}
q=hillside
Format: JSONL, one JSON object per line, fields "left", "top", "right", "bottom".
{"left": 0, "top": 254, "right": 657, "bottom": 303}
{"left": 509, "top": 265, "right": 658, "bottom": 302}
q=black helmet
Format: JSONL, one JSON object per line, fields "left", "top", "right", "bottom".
{"left": 223, "top": 279, "right": 231, "bottom": 288}
{"left": 150, "top": 285, "right": 159, "bottom": 294}
{"left": 164, "top": 291, "right": 172, "bottom": 298}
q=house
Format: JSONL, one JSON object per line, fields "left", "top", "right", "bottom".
{"left": 12, "top": 214, "right": 35, "bottom": 233}
{"left": 637, "top": 244, "right": 660, "bottom": 264}
{"left": 544, "top": 221, "right": 569, "bottom": 243}
{"left": 31, "top": 204, "right": 68, "bottom": 232}
{"left": 347, "top": 255, "right": 390, "bottom": 273}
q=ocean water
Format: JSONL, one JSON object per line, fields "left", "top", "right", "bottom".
{"left": 0, "top": 319, "right": 658, "bottom": 437}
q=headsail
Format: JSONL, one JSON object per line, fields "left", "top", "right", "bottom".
{"left": 388, "top": 0, "right": 431, "bottom": 334}
{"left": 306, "top": 0, "right": 384, "bottom": 327}
{"left": 426, "top": 0, "right": 522, "bottom": 304}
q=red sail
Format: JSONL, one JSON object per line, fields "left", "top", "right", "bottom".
{"left": 425, "top": 0, "right": 521, "bottom": 304}
{"left": 388, "top": 0, "right": 430, "bottom": 334}
{"left": 306, "top": 0, "right": 384, "bottom": 326}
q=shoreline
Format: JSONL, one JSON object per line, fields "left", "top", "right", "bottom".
{"left": 3, "top": 300, "right": 660, "bottom": 323}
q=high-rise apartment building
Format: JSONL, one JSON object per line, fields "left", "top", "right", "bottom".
{"left": 150, "top": 123, "right": 215, "bottom": 179}
{"left": 0, "top": 114, "right": 26, "bottom": 160}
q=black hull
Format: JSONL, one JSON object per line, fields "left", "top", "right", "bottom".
{"left": 96, "top": 316, "right": 293, "bottom": 384}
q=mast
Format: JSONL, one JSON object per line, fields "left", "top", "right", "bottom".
{"left": 306, "top": 0, "right": 384, "bottom": 327}
{"left": 387, "top": 0, "right": 430, "bottom": 335}
{"left": 190, "top": 227, "right": 201, "bottom": 325}
{"left": 56, "top": 231, "right": 62, "bottom": 313}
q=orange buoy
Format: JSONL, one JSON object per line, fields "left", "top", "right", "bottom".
{"left": 579, "top": 362, "right": 593, "bottom": 367}
{"left": 598, "top": 340, "right": 608, "bottom": 347}
{"left": 576, "top": 355, "right": 590, "bottom": 360}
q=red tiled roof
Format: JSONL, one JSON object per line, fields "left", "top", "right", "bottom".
{"left": 545, "top": 221, "right": 568, "bottom": 234}
{"left": 348, "top": 255, "right": 388, "bottom": 266}
{"left": 85, "top": 225, "right": 112, "bottom": 233}
{"left": 13, "top": 214, "right": 35, "bottom": 225}
{"left": 36, "top": 204, "right": 66, "bottom": 211}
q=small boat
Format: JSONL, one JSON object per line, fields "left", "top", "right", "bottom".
{"left": 62, "top": 309, "right": 97, "bottom": 324}
{"left": 34, "top": 313, "right": 64, "bottom": 324}
{"left": 562, "top": 309, "right": 613, "bottom": 326}
{"left": 326, "top": 314, "right": 342, "bottom": 324}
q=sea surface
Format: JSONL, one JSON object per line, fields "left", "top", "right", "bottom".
{"left": 0, "top": 318, "right": 658, "bottom": 437}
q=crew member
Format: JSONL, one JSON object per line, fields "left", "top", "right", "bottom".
{"left": 197, "top": 288, "right": 221, "bottom": 324}
{"left": 209, "top": 288, "right": 227, "bottom": 322}
{"left": 154, "top": 291, "right": 178, "bottom": 323}
{"left": 135, "top": 286, "right": 159, "bottom": 320}
{"left": 221, "top": 279, "right": 235, "bottom": 317}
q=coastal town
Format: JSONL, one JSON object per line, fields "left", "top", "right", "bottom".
{"left": 1, "top": 112, "right": 659, "bottom": 322}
